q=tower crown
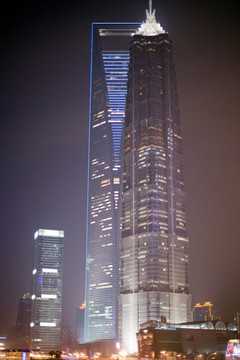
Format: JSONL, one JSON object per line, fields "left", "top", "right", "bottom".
{"left": 136, "top": 0, "right": 165, "bottom": 36}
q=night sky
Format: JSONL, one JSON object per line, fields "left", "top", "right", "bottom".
{"left": 1, "top": 0, "right": 240, "bottom": 332}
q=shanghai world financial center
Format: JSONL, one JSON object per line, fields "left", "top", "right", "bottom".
{"left": 85, "top": 3, "right": 191, "bottom": 353}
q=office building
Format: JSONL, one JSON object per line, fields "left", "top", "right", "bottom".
{"left": 192, "top": 302, "right": 214, "bottom": 322}
{"left": 30, "top": 229, "right": 64, "bottom": 352}
{"left": 16, "top": 291, "right": 31, "bottom": 348}
{"left": 0, "top": 336, "right": 7, "bottom": 351}
{"left": 120, "top": 2, "right": 191, "bottom": 353}
{"left": 85, "top": 22, "right": 139, "bottom": 342}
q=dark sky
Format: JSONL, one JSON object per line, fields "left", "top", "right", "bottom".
{"left": 1, "top": 0, "right": 240, "bottom": 332}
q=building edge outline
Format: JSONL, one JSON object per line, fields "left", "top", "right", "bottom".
{"left": 84, "top": 21, "right": 94, "bottom": 344}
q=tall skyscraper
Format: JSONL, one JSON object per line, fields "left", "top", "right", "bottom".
{"left": 30, "top": 229, "right": 64, "bottom": 352}
{"left": 120, "top": 3, "right": 191, "bottom": 353}
{"left": 85, "top": 23, "right": 139, "bottom": 342}
{"left": 16, "top": 291, "right": 31, "bottom": 348}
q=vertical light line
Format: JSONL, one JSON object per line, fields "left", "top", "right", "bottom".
{"left": 149, "top": 0, "right": 152, "bottom": 14}
{"left": 132, "top": 53, "right": 136, "bottom": 295}
{"left": 84, "top": 22, "right": 94, "bottom": 343}
{"left": 167, "top": 44, "right": 176, "bottom": 321}
{"left": 130, "top": 47, "right": 137, "bottom": 345}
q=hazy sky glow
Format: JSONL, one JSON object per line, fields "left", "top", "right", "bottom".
{"left": 1, "top": 0, "right": 240, "bottom": 331}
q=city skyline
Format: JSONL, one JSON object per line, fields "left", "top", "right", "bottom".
{"left": 0, "top": 0, "right": 240, "bottom": 334}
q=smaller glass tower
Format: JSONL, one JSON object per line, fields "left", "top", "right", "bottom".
{"left": 30, "top": 229, "right": 64, "bottom": 352}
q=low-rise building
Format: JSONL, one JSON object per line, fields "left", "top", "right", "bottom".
{"left": 137, "top": 320, "right": 239, "bottom": 359}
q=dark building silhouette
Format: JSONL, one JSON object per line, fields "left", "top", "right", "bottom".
{"left": 120, "top": 2, "right": 191, "bottom": 352}
{"left": 16, "top": 291, "right": 31, "bottom": 348}
{"left": 76, "top": 302, "right": 85, "bottom": 344}
{"left": 234, "top": 312, "right": 240, "bottom": 335}
{"left": 61, "top": 327, "right": 76, "bottom": 352}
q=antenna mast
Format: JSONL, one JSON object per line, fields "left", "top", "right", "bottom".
{"left": 149, "top": 0, "right": 152, "bottom": 15}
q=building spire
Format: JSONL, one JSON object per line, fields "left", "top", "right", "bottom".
{"left": 149, "top": 0, "right": 152, "bottom": 15}
{"left": 136, "top": 0, "right": 165, "bottom": 36}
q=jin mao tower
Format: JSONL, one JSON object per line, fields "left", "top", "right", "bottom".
{"left": 120, "top": 2, "right": 191, "bottom": 353}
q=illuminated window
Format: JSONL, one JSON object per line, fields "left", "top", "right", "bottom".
{"left": 101, "top": 179, "right": 111, "bottom": 187}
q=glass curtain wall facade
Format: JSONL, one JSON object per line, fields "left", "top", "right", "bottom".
{"left": 120, "top": 7, "right": 191, "bottom": 353}
{"left": 85, "top": 23, "right": 139, "bottom": 343}
{"left": 30, "top": 229, "right": 64, "bottom": 352}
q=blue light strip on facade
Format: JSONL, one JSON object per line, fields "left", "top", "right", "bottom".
{"left": 102, "top": 52, "right": 130, "bottom": 169}
{"left": 84, "top": 22, "right": 94, "bottom": 343}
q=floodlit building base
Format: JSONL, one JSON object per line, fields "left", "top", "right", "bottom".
{"left": 120, "top": 292, "right": 192, "bottom": 354}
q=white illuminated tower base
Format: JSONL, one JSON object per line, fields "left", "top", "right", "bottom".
{"left": 120, "top": 293, "right": 191, "bottom": 354}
